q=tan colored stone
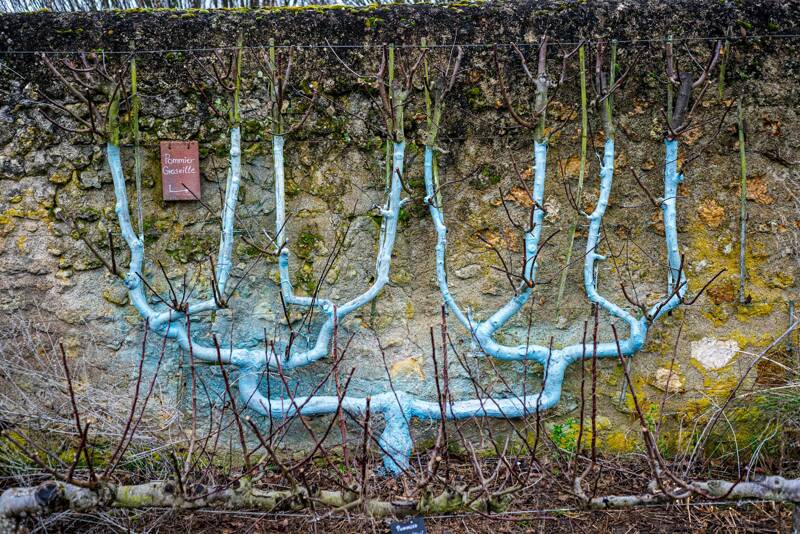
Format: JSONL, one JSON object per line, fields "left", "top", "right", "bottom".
{"left": 48, "top": 171, "right": 72, "bottom": 185}
{"left": 390, "top": 357, "right": 425, "bottom": 380}
{"left": 745, "top": 177, "right": 774, "bottom": 205}
{"left": 102, "top": 286, "right": 129, "bottom": 306}
{"left": 697, "top": 198, "right": 725, "bottom": 228}
{"left": 652, "top": 367, "right": 685, "bottom": 393}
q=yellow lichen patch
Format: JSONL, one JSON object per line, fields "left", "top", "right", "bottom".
{"left": 405, "top": 301, "right": 415, "bottom": 320}
{"left": 729, "top": 330, "right": 774, "bottom": 350}
{"left": 49, "top": 171, "right": 73, "bottom": 184}
{"left": 15, "top": 235, "right": 26, "bottom": 253}
{"left": 390, "top": 357, "right": 425, "bottom": 380}
{"left": 595, "top": 415, "right": 613, "bottom": 432}
{"left": 697, "top": 198, "right": 725, "bottom": 228}
{"left": 686, "top": 221, "right": 782, "bottom": 304}
{"left": 620, "top": 376, "right": 649, "bottom": 414}
{"left": 548, "top": 100, "right": 577, "bottom": 121}
{"left": 1, "top": 206, "right": 50, "bottom": 222}
{"left": 682, "top": 397, "right": 712, "bottom": 420}
{"left": 604, "top": 431, "right": 637, "bottom": 453}
{"left": 769, "top": 272, "right": 794, "bottom": 289}
{"left": 390, "top": 267, "right": 413, "bottom": 286}
{"left": 704, "top": 374, "right": 739, "bottom": 398}
{"left": 702, "top": 304, "right": 730, "bottom": 327}
{"left": 734, "top": 302, "right": 773, "bottom": 322}
{"left": 688, "top": 356, "right": 708, "bottom": 376}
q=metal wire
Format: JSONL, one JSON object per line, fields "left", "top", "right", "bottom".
{"left": 129, "top": 498, "right": 774, "bottom": 521}
{"left": 2, "top": 33, "right": 800, "bottom": 55}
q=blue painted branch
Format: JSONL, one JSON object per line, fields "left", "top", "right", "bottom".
{"left": 109, "top": 122, "right": 688, "bottom": 476}
{"left": 422, "top": 135, "right": 688, "bottom": 412}
{"left": 238, "top": 355, "right": 569, "bottom": 474}
{"left": 268, "top": 135, "right": 406, "bottom": 369}
{"left": 110, "top": 127, "right": 264, "bottom": 366}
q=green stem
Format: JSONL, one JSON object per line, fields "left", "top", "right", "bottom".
{"left": 268, "top": 37, "right": 282, "bottom": 133}
{"left": 535, "top": 82, "right": 547, "bottom": 142}
{"left": 422, "top": 37, "right": 442, "bottom": 206}
{"left": 738, "top": 99, "right": 748, "bottom": 304}
{"left": 555, "top": 45, "right": 588, "bottom": 319}
{"left": 422, "top": 37, "right": 434, "bottom": 144}
{"left": 605, "top": 40, "right": 617, "bottom": 140}
{"left": 717, "top": 40, "right": 728, "bottom": 101}
{"left": 383, "top": 44, "right": 397, "bottom": 189}
{"left": 384, "top": 139, "right": 392, "bottom": 190}
{"left": 131, "top": 56, "right": 143, "bottom": 238}
{"left": 667, "top": 36, "right": 673, "bottom": 123}
{"left": 232, "top": 33, "right": 243, "bottom": 126}
{"left": 388, "top": 43, "right": 404, "bottom": 142}
{"left": 107, "top": 95, "right": 120, "bottom": 147}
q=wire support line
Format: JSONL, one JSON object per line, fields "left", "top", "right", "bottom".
{"left": 2, "top": 32, "right": 800, "bottom": 55}
{"left": 130, "top": 498, "right": 775, "bottom": 520}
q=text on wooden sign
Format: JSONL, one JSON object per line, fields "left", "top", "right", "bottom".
{"left": 161, "top": 140, "right": 201, "bottom": 201}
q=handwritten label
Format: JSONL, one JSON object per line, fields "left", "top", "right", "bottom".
{"left": 389, "top": 517, "right": 426, "bottom": 534}
{"left": 160, "top": 141, "right": 200, "bottom": 201}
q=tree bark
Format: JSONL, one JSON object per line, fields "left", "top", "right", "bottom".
{"left": 0, "top": 479, "right": 509, "bottom": 526}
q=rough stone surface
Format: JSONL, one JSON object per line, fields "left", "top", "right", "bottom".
{"left": 0, "top": 1, "right": 799, "bottom": 451}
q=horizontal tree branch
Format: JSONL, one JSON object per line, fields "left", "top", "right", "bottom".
{"left": 0, "top": 480, "right": 510, "bottom": 520}
{"left": 588, "top": 476, "right": 800, "bottom": 510}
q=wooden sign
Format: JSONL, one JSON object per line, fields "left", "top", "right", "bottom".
{"left": 160, "top": 141, "right": 201, "bottom": 201}
{"left": 389, "top": 517, "right": 426, "bottom": 534}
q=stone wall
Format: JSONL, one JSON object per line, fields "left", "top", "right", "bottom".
{"left": 1, "top": 0, "right": 799, "bottom": 454}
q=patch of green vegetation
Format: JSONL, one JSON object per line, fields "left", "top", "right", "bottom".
{"left": 294, "top": 227, "right": 323, "bottom": 259}
{"left": 466, "top": 85, "right": 489, "bottom": 112}
{"left": 166, "top": 232, "right": 215, "bottom": 264}
{"left": 364, "top": 16, "right": 384, "bottom": 29}
{"left": 295, "top": 261, "right": 317, "bottom": 296}
{"left": 469, "top": 164, "right": 502, "bottom": 190}
{"left": 163, "top": 51, "right": 185, "bottom": 63}
{"left": 55, "top": 27, "right": 84, "bottom": 35}
{"left": 550, "top": 417, "right": 579, "bottom": 452}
